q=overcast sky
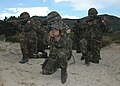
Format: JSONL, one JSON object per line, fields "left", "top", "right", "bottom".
{"left": 0, "top": 0, "right": 120, "bottom": 20}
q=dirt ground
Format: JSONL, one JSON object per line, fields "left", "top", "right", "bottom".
{"left": 0, "top": 41, "right": 120, "bottom": 86}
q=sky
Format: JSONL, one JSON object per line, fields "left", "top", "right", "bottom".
{"left": 0, "top": 0, "right": 120, "bottom": 20}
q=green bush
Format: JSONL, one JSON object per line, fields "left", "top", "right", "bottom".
{"left": 101, "top": 33, "right": 113, "bottom": 47}
{"left": 111, "top": 31, "right": 120, "bottom": 43}
{"left": 101, "top": 31, "right": 120, "bottom": 47}
{"left": 102, "top": 40, "right": 111, "bottom": 47}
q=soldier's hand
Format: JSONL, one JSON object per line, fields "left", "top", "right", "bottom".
{"left": 55, "top": 35, "right": 61, "bottom": 42}
{"left": 49, "top": 30, "right": 54, "bottom": 37}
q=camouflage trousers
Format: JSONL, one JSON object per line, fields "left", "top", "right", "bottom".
{"left": 80, "top": 38, "right": 101, "bottom": 63}
{"left": 42, "top": 49, "right": 70, "bottom": 75}
{"left": 37, "top": 39, "right": 46, "bottom": 53}
{"left": 19, "top": 34, "right": 37, "bottom": 59}
{"left": 76, "top": 37, "right": 83, "bottom": 53}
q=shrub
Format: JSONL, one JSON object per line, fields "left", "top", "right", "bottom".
{"left": 102, "top": 34, "right": 112, "bottom": 47}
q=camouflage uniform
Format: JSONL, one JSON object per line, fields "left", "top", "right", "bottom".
{"left": 32, "top": 17, "right": 48, "bottom": 58}
{"left": 18, "top": 12, "right": 38, "bottom": 64}
{"left": 73, "top": 20, "right": 85, "bottom": 53}
{"left": 80, "top": 8, "right": 104, "bottom": 65}
{"left": 73, "top": 20, "right": 80, "bottom": 52}
{"left": 42, "top": 11, "right": 72, "bottom": 84}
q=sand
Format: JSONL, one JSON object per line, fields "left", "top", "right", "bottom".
{"left": 0, "top": 41, "right": 120, "bottom": 86}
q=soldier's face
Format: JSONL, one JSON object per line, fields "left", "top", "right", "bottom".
{"left": 53, "top": 29, "right": 60, "bottom": 37}
{"left": 89, "top": 13, "right": 97, "bottom": 18}
{"left": 20, "top": 15, "right": 29, "bottom": 21}
{"left": 66, "top": 29, "right": 71, "bottom": 33}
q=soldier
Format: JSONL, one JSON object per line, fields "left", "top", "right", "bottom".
{"left": 42, "top": 11, "right": 73, "bottom": 84}
{"left": 73, "top": 20, "right": 81, "bottom": 53}
{"left": 18, "top": 12, "right": 38, "bottom": 64}
{"left": 80, "top": 8, "right": 105, "bottom": 65}
{"left": 31, "top": 17, "right": 48, "bottom": 58}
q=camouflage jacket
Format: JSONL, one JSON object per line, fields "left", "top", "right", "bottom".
{"left": 46, "top": 21, "right": 73, "bottom": 53}
{"left": 18, "top": 18, "right": 41, "bottom": 39}
{"left": 81, "top": 16, "right": 105, "bottom": 39}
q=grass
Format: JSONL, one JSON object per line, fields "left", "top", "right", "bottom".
{"left": 102, "top": 31, "right": 120, "bottom": 47}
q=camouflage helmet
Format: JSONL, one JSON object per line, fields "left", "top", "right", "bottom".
{"left": 88, "top": 8, "right": 98, "bottom": 16}
{"left": 47, "top": 11, "right": 62, "bottom": 23}
{"left": 19, "top": 12, "right": 30, "bottom": 19}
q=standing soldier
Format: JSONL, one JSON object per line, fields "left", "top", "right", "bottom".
{"left": 42, "top": 11, "right": 73, "bottom": 84}
{"left": 18, "top": 12, "right": 38, "bottom": 64}
{"left": 80, "top": 8, "right": 105, "bottom": 65}
{"left": 73, "top": 20, "right": 81, "bottom": 53}
{"left": 31, "top": 17, "right": 48, "bottom": 58}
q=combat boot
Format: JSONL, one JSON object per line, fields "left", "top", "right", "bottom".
{"left": 85, "top": 56, "right": 90, "bottom": 66}
{"left": 61, "top": 68, "right": 67, "bottom": 84}
{"left": 85, "top": 59, "right": 90, "bottom": 66}
{"left": 19, "top": 56, "right": 28, "bottom": 64}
